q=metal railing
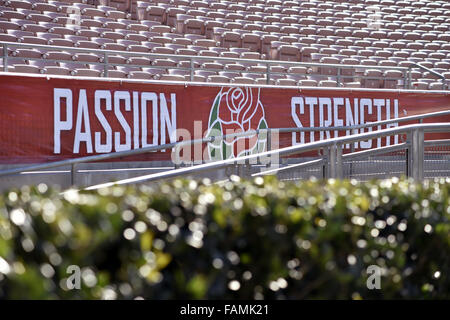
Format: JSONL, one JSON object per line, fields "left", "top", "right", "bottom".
{"left": 2, "top": 41, "right": 446, "bottom": 89}
{"left": 82, "top": 122, "right": 450, "bottom": 189}
{"left": 0, "top": 109, "right": 449, "bottom": 185}
{"left": 408, "top": 63, "right": 448, "bottom": 90}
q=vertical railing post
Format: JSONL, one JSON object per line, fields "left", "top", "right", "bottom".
{"left": 412, "top": 129, "right": 417, "bottom": 179}
{"left": 266, "top": 129, "right": 272, "bottom": 168}
{"left": 103, "top": 52, "right": 108, "bottom": 77}
{"left": 71, "top": 164, "right": 76, "bottom": 186}
{"left": 328, "top": 143, "right": 342, "bottom": 179}
{"left": 235, "top": 163, "right": 241, "bottom": 177}
{"left": 407, "top": 66, "right": 412, "bottom": 89}
{"left": 336, "top": 142, "right": 343, "bottom": 179}
{"left": 411, "top": 128, "right": 424, "bottom": 181}
{"left": 330, "top": 145, "right": 337, "bottom": 179}
{"left": 337, "top": 67, "right": 341, "bottom": 87}
{"left": 349, "top": 143, "right": 354, "bottom": 177}
{"left": 255, "top": 130, "right": 260, "bottom": 165}
{"left": 405, "top": 131, "right": 412, "bottom": 177}
{"left": 190, "top": 58, "right": 194, "bottom": 81}
{"left": 266, "top": 62, "right": 271, "bottom": 85}
{"left": 403, "top": 68, "right": 407, "bottom": 89}
{"left": 322, "top": 147, "right": 329, "bottom": 179}
{"left": 3, "top": 43, "right": 8, "bottom": 72}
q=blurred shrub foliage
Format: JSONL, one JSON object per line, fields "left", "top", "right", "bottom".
{"left": 0, "top": 176, "right": 449, "bottom": 299}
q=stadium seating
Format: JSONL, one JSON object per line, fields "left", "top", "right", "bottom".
{"left": 0, "top": 0, "right": 448, "bottom": 89}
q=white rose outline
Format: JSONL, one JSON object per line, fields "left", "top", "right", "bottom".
{"left": 206, "top": 87, "right": 268, "bottom": 160}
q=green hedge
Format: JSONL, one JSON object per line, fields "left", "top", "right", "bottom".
{"left": 0, "top": 176, "right": 449, "bottom": 299}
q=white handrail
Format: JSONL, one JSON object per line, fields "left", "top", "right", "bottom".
{"left": 83, "top": 122, "right": 450, "bottom": 189}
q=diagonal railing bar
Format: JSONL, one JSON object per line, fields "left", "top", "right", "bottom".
{"left": 252, "top": 158, "right": 324, "bottom": 177}
{"left": 83, "top": 122, "right": 450, "bottom": 189}
{"left": 342, "top": 142, "right": 409, "bottom": 160}
{"left": 409, "top": 63, "right": 447, "bottom": 90}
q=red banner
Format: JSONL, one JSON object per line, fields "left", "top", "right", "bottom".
{"left": 0, "top": 74, "right": 449, "bottom": 164}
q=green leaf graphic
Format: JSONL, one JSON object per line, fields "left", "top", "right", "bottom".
{"left": 207, "top": 120, "right": 222, "bottom": 148}
{"left": 209, "top": 93, "right": 221, "bottom": 128}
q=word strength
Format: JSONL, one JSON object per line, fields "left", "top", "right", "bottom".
{"left": 179, "top": 304, "right": 269, "bottom": 318}
{"left": 291, "top": 96, "right": 400, "bottom": 148}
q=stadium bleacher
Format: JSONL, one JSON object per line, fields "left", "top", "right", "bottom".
{"left": 0, "top": 0, "right": 449, "bottom": 88}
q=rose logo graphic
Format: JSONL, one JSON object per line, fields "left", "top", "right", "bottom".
{"left": 206, "top": 87, "right": 268, "bottom": 160}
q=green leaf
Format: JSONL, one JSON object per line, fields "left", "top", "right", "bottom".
{"left": 208, "top": 92, "right": 221, "bottom": 128}
{"left": 207, "top": 120, "right": 222, "bottom": 148}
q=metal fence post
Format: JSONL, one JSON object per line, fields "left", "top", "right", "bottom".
{"left": 71, "top": 164, "right": 76, "bottom": 186}
{"left": 403, "top": 69, "right": 407, "bottom": 89}
{"left": 190, "top": 58, "right": 194, "bottom": 81}
{"left": 411, "top": 128, "right": 424, "bottom": 181}
{"left": 336, "top": 143, "right": 343, "bottom": 179}
{"left": 405, "top": 131, "right": 412, "bottom": 177}
{"left": 330, "top": 145, "right": 337, "bottom": 179}
{"left": 418, "top": 128, "right": 424, "bottom": 181}
{"left": 255, "top": 130, "right": 260, "bottom": 165}
{"left": 266, "top": 129, "right": 272, "bottom": 168}
{"left": 407, "top": 66, "right": 412, "bottom": 89}
{"left": 349, "top": 143, "right": 354, "bottom": 177}
{"left": 103, "top": 52, "right": 108, "bottom": 77}
{"left": 3, "top": 43, "right": 8, "bottom": 72}
{"left": 322, "top": 147, "right": 329, "bottom": 179}
{"left": 328, "top": 143, "right": 343, "bottom": 179}
{"left": 235, "top": 163, "right": 241, "bottom": 177}
{"left": 337, "top": 67, "right": 341, "bottom": 87}
{"left": 266, "top": 62, "right": 271, "bottom": 85}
